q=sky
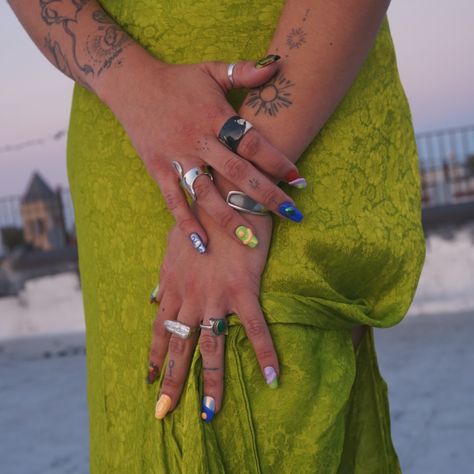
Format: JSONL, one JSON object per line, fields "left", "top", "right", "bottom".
{"left": 0, "top": 0, "right": 473, "bottom": 196}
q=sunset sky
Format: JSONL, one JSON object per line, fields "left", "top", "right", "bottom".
{"left": 1, "top": 0, "right": 473, "bottom": 196}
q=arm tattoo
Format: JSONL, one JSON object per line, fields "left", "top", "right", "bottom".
{"left": 244, "top": 73, "right": 295, "bottom": 117}
{"left": 286, "top": 27, "right": 306, "bottom": 50}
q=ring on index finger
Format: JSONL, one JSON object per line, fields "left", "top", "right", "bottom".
{"left": 172, "top": 161, "right": 214, "bottom": 201}
{"left": 218, "top": 116, "right": 253, "bottom": 153}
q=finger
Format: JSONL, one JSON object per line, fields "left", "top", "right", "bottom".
{"left": 154, "top": 167, "right": 208, "bottom": 254}
{"left": 147, "top": 292, "right": 181, "bottom": 384}
{"left": 199, "top": 308, "right": 227, "bottom": 422}
{"left": 155, "top": 309, "right": 200, "bottom": 419}
{"left": 235, "top": 292, "right": 280, "bottom": 389}
{"left": 207, "top": 141, "right": 304, "bottom": 223}
{"left": 191, "top": 172, "right": 259, "bottom": 249}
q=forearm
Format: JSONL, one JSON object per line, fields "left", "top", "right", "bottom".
{"left": 7, "top": 0, "right": 151, "bottom": 98}
{"left": 240, "top": 0, "right": 391, "bottom": 162}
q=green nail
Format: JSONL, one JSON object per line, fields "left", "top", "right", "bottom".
{"left": 255, "top": 54, "right": 281, "bottom": 69}
{"left": 235, "top": 225, "right": 259, "bottom": 248}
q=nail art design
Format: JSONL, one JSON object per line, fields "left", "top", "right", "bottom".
{"left": 255, "top": 54, "right": 281, "bottom": 69}
{"left": 155, "top": 394, "right": 172, "bottom": 420}
{"left": 285, "top": 170, "right": 307, "bottom": 190}
{"left": 264, "top": 366, "right": 279, "bottom": 389}
{"left": 190, "top": 232, "right": 206, "bottom": 254}
{"left": 146, "top": 362, "right": 160, "bottom": 384}
{"left": 278, "top": 201, "right": 304, "bottom": 222}
{"left": 201, "top": 396, "right": 216, "bottom": 422}
{"left": 149, "top": 284, "right": 160, "bottom": 304}
{"left": 235, "top": 225, "right": 259, "bottom": 248}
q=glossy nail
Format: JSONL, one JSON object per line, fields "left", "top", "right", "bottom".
{"left": 149, "top": 284, "right": 160, "bottom": 304}
{"left": 201, "top": 396, "right": 216, "bottom": 422}
{"left": 264, "top": 366, "right": 279, "bottom": 389}
{"left": 278, "top": 201, "right": 304, "bottom": 223}
{"left": 190, "top": 232, "right": 206, "bottom": 254}
{"left": 255, "top": 54, "right": 281, "bottom": 69}
{"left": 155, "top": 394, "right": 172, "bottom": 420}
{"left": 285, "top": 170, "right": 307, "bottom": 190}
{"left": 235, "top": 225, "right": 259, "bottom": 248}
{"left": 146, "top": 362, "right": 160, "bottom": 384}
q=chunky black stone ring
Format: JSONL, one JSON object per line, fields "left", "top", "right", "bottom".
{"left": 217, "top": 115, "right": 253, "bottom": 153}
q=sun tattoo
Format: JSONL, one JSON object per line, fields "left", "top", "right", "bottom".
{"left": 286, "top": 27, "right": 306, "bottom": 49}
{"left": 245, "top": 73, "right": 295, "bottom": 117}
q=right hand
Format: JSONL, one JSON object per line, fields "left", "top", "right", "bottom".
{"left": 100, "top": 47, "right": 305, "bottom": 251}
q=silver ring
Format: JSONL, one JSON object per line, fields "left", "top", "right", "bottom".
{"left": 226, "top": 191, "right": 269, "bottom": 216}
{"left": 227, "top": 63, "right": 236, "bottom": 87}
{"left": 172, "top": 161, "right": 214, "bottom": 201}
{"left": 218, "top": 116, "right": 254, "bottom": 153}
{"left": 199, "top": 318, "right": 228, "bottom": 336}
{"left": 164, "top": 320, "right": 198, "bottom": 339}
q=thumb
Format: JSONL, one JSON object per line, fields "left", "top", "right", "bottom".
{"left": 207, "top": 55, "right": 281, "bottom": 91}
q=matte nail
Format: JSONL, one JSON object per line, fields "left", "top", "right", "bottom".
{"left": 155, "top": 394, "right": 172, "bottom": 420}
{"left": 285, "top": 170, "right": 307, "bottom": 190}
{"left": 235, "top": 225, "right": 259, "bottom": 248}
{"left": 278, "top": 201, "right": 304, "bottom": 222}
{"left": 264, "top": 366, "right": 279, "bottom": 389}
{"left": 201, "top": 396, "right": 216, "bottom": 422}
{"left": 146, "top": 362, "right": 160, "bottom": 384}
{"left": 255, "top": 54, "right": 281, "bottom": 69}
{"left": 190, "top": 232, "right": 206, "bottom": 254}
{"left": 149, "top": 284, "right": 160, "bottom": 304}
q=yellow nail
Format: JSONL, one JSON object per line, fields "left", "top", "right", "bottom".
{"left": 155, "top": 394, "right": 172, "bottom": 420}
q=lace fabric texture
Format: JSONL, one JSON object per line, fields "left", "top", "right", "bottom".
{"left": 67, "top": 1, "right": 425, "bottom": 472}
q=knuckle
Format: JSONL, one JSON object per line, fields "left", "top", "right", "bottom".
{"left": 218, "top": 210, "right": 235, "bottom": 230}
{"left": 200, "top": 334, "right": 218, "bottom": 355}
{"left": 162, "top": 377, "right": 180, "bottom": 392}
{"left": 177, "top": 216, "right": 195, "bottom": 234}
{"left": 163, "top": 190, "right": 181, "bottom": 212}
{"left": 168, "top": 336, "right": 187, "bottom": 356}
{"left": 244, "top": 317, "right": 267, "bottom": 338}
{"left": 223, "top": 157, "right": 248, "bottom": 182}
{"left": 260, "top": 186, "right": 282, "bottom": 208}
{"left": 193, "top": 177, "right": 213, "bottom": 201}
{"left": 202, "top": 374, "right": 220, "bottom": 390}
{"left": 238, "top": 132, "right": 260, "bottom": 158}
{"left": 256, "top": 348, "right": 275, "bottom": 362}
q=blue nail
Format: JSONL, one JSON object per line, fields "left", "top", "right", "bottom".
{"left": 201, "top": 396, "right": 215, "bottom": 422}
{"left": 189, "top": 233, "right": 206, "bottom": 254}
{"left": 278, "top": 201, "right": 303, "bottom": 222}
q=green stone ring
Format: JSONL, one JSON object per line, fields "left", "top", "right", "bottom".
{"left": 200, "top": 318, "right": 228, "bottom": 336}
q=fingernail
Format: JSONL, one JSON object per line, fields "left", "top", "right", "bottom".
{"left": 278, "top": 201, "right": 304, "bottom": 222}
{"left": 255, "top": 54, "right": 281, "bottom": 69}
{"left": 264, "top": 366, "right": 279, "bottom": 389}
{"left": 285, "top": 170, "right": 307, "bottom": 190}
{"left": 201, "top": 395, "right": 216, "bottom": 422}
{"left": 149, "top": 284, "right": 160, "bottom": 304}
{"left": 235, "top": 225, "right": 259, "bottom": 248}
{"left": 190, "top": 232, "right": 206, "bottom": 254}
{"left": 146, "top": 362, "right": 160, "bottom": 384}
{"left": 155, "top": 394, "right": 172, "bottom": 420}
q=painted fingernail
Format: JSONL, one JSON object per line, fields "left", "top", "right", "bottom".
{"left": 264, "top": 366, "right": 279, "bottom": 389}
{"left": 285, "top": 170, "right": 307, "bottom": 190}
{"left": 146, "top": 362, "right": 160, "bottom": 384}
{"left": 149, "top": 284, "right": 160, "bottom": 304}
{"left": 255, "top": 54, "right": 281, "bottom": 69}
{"left": 235, "top": 225, "right": 259, "bottom": 248}
{"left": 201, "top": 395, "right": 216, "bottom": 422}
{"left": 278, "top": 201, "right": 304, "bottom": 222}
{"left": 155, "top": 394, "right": 172, "bottom": 420}
{"left": 190, "top": 232, "right": 206, "bottom": 254}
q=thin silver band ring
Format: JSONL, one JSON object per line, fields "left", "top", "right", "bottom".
{"left": 227, "top": 63, "right": 236, "bottom": 87}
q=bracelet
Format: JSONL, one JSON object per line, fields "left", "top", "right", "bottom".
{"left": 226, "top": 191, "right": 269, "bottom": 216}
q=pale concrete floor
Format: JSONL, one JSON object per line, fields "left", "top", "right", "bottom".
{"left": 0, "top": 311, "right": 473, "bottom": 474}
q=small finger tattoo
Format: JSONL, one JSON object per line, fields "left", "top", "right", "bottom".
{"left": 168, "top": 359, "right": 175, "bottom": 377}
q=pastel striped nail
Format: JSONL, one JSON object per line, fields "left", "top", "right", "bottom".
{"left": 264, "top": 366, "right": 279, "bottom": 389}
{"left": 255, "top": 54, "right": 281, "bottom": 69}
{"left": 146, "top": 362, "right": 160, "bottom": 384}
{"left": 155, "top": 394, "right": 172, "bottom": 420}
{"left": 149, "top": 284, "right": 160, "bottom": 304}
{"left": 190, "top": 232, "right": 206, "bottom": 254}
{"left": 201, "top": 396, "right": 216, "bottom": 422}
{"left": 285, "top": 170, "right": 307, "bottom": 189}
{"left": 278, "top": 201, "right": 303, "bottom": 223}
{"left": 235, "top": 225, "right": 259, "bottom": 248}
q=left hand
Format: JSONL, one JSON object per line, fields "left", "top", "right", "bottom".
{"left": 147, "top": 206, "right": 279, "bottom": 422}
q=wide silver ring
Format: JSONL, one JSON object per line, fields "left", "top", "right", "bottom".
{"left": 172, "top": 161, "right": 214, "bottom": 201}
{"left": 164, "top": 320, "right": 198, "bottom": 339}
{"left": 199, "top": 318, "right": 228, "bottom": 336}
{"left": 218, "top": 116, "right": 254, "bottom": 153}
{"left": 227, "top": 63, "right": 236, "bottom": 87}
{"left": 226, "top": 191, "right": 269, "bottom": 216}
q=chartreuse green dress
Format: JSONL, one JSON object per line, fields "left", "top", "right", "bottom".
{"left": 66, "top": 1, "right": 425, "bottom": 473}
